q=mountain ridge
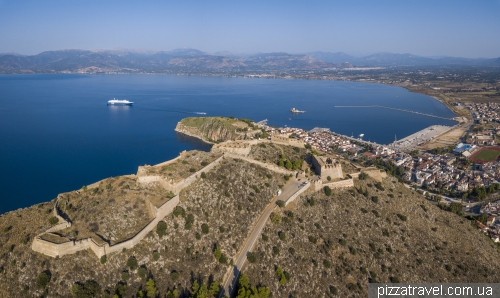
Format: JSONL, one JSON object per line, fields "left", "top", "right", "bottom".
{"left": 2, "top": 48, "right": 498, "bottom": 74}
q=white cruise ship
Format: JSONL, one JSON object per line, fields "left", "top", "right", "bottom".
{"left": 107, "top": 98, "right": 134, "bottom": 105}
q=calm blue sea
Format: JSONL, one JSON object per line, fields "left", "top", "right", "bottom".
{"left": 0, "top": 74, "right": 456, "bottom": 213}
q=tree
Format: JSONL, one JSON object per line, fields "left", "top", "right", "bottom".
{"left": 100, "top": 255, "right": 107, "bottom": 264}
{"left": 36, "top": 271, "right": 51, "bottom": 288}
{"left": 127, "top": 256, "right": 138, "bottom": 271}
{"left": 201, "top": 223, "right": 209, "bottom": 234}
{"left": 276, "top": 200, "right": 285, "bottom": 208}
{"left": 209, "top": 281, "right": 220, "bottom": 296}
{"left": 214, "top": 245, "right": 222, "bottom": 261}
{"left": 327, "top": 176, "right": 331, "bottom": 181}
{"left": 138, "top": 267, "right": 148, "bottom": 280}
{"left": 70, "top": 280, "right": 102, "bottom": 298}
{"left": 285, "top": 160, "right": 292, "bottom": 170}
{"left": 323, "top": 186, "right": 332, "bottom": 196}
{"left": 146, "top": 278, "right": 156, "bottom": 298}
{"left": 247, "top": 252, "right": 257, "bottom": 263}
{"left": 156, "top": 221, "right": 167, "bottom": 237}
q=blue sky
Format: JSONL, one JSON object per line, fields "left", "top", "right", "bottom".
{"left": 0, "top": 0, "right": 499, "bottom": 57}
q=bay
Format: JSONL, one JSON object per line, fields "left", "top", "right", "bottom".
{"left": 0, "top": 74, "right": 456, "bottom": 214}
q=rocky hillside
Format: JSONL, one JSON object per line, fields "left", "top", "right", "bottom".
{"left": 1, "top": 148, "right": 500, "bottom": 297}
{"left": 243, "top": 176, "right": 500, "bottom": 297}
{"left": 175, "top": 117, "right": 252, "bottom": 143}
{"left": 0, "top": 154, "right": 285, "bottom": 298}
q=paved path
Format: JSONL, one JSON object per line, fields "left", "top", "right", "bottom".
{"left": 219, "top": 179, "right": 302, "bottom": 297}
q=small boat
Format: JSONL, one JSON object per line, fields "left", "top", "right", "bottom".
{"left": 107, "top": 98, "right": 133, "bottom": 105}
{"left": 290, "top": 108, "right": 305, "bottom": 113}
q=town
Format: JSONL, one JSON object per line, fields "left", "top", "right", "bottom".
{"left": 256, "top": 108, "right": 500, "bottom": 243}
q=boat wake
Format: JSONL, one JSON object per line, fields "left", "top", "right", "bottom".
{"left": 194, "top": 112, "right": 207, "bottom": 115}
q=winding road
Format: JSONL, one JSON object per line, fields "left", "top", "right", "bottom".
{"left": 219, "top": 179, "right": 302, "bottom": 297}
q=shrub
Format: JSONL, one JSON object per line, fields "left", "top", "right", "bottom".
{"left": 272, "top": 246, "right": 280, "bottom": 256}
{"left": 195, "top": 233, "right": 201, "bottom": 240}
{"left": 262, "top": 234, "right": 269, "bottom": 241}
{"left": 156, "top": 221, "right": 167, "bottom": 237}
{"left": 173, "top": 206, "right": 185, "bottom": 217}
{"left": 121, "top": 271, "right": 130, "bottom": 282}
{"left": 371, "top": 196, "right": 379, "bottom": 203}
{"left": 201, "top": 161, "right": 209, "bottom": 166}
{"left": 323, "top": 186, "right": 332, "bottom": 196}
{"left": 201, "top": 223, "right": 209, "bottom": 234}
{"left": 278, "top": 231, "right": 286, "bottom": 241}
{"left": 138, "top": 267, "right": 148, "bottom": 280}
{"left": 359, "top": 172, "right": 369, "bottom": 180}
{"left": 339, "top": 239, "right": 347, "bottom": 246}
{"left": 48, "top": 216, "right": 59, "bottom": 225}
{"left": 276, "top": 200, "right": 285, "bottom": 208}
{"left": 247, "top": 252, "right": 257, "bottom": 263}
{"left": 308, "top": 236, "right": 318, "bottom": 244}
{"left": 170, "top": 271, "right": 179, "bottom": 281}
{"left": 36, "top": 271, "right": 51, "bottom": 288}
{"left": 127, "top": 256, "right": 138, "bottom": 271}
{"left": 323, "top": 259, "right": 332, "bottom": 268}
{"left": 397, "top": 214, "right": 408, "bottom": 221}
{"left": 100, "top": 255, "right": 107, "bottom": 264}
{"left": 270, "top": 212, "right": 281, "bottom": 224}
{"left": 152, "top": 251, "right": 160, "bottom": 261}
{"left": 189, "top": 168, "right": 196, "bottom": 173}
{"left": 71, "top": 280, "right": 102, "bottom": 298}
{"left": 382, "top": 229, "right": 390, "bottom": 237}
{"left": 201, "top": 172, "right": 207, "bottom": 179}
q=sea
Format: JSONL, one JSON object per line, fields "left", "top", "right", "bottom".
{"left": 0, "top": 74, "right": 456, "bottom": 214}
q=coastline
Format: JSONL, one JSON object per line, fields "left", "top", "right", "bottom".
{"left": 174, "top": 127, "right": 215, "bottom": 146}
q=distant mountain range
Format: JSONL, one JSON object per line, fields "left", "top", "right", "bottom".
{"left": 0, "top": 48, "right": 498, "bottom": 74}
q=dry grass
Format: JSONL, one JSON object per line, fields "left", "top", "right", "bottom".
{"left": 145, "top": 150, "right": 222, "bottom": 183}
{"left": 57, "top": 176, "right": 161, "bottom": 245}
{"left": 244, "top": 177, "right": 500, "bottom": 297}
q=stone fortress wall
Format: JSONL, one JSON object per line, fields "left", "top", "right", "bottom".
{"left": 32, "top": 152, "right": 220, "bottom": 259}
{"left": 137, "top": 154, "right": 225, "bottom": 194}
{"left": 271, "top": 134, "right": 304, "bottom": 147}
{"left": 33, "top": 135, "right": 382, "bottom": 259}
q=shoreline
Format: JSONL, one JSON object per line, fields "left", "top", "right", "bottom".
{"left": 174, "top": 127, "right": 215, "bottom": 146}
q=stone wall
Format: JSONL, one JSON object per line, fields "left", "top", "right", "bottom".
{"left": 32, "top": 194, "right": 180, "bottom": 258}
{"left": 224, "top": 153, "right": 294, "bottom": 175}
{"left": 137, "top": 155, "right": 224, "bottom": 193}
{"left": 323, "top": 179, "right": 354, "bottom": 189}
{"left": 212, "top": 141, "right": 251, "bottom": 156}
{"left": 271, "top": 135, "right": 304, "bottom": 147}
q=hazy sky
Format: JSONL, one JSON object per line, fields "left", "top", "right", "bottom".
{"left": 1, "top": 0, "right": 499, "bottom": 58}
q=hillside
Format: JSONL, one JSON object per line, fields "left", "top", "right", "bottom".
{"left": 175, "top": 117, "right": 257, "bottom": 143}
{"left": 244, "top": 176, "right": 500, "bottom": 297}
{"left": 1, "top": 146, "right": 500, "bottom": 297}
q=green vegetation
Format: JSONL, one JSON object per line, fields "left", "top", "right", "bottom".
{"left": 36, "top": 271, "right": 51, "bottom": 288}
{"left": 472, "top": 148, "right": 500, "bottom": 162}
{"left": 156, "top": 221, "right": 167, "bottom": 237}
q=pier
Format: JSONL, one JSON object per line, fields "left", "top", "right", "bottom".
{"left": 334, "top": 105, "right": 455, "bottom": 121}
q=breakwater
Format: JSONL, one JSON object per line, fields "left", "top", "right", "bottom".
{"left": 334, "top": 105, "right": 456, "bottom": 121}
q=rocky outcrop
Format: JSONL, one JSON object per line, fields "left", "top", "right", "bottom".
{"left": 175, "top": 118, "right": 239, "bottom": 143}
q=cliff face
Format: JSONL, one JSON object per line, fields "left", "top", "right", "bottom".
{"left": 175, "top": 117, "right": 240, "bottom": 143}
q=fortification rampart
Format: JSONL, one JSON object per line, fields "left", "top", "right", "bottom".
{"left": 271, "top": 134, "right": 304, "bottom": 147}
{"left": 137, "top": 155, "right": 224, "bottom": 193}
{"left": 32, "top": 195, "right": 180, "bottom": 258}
{"left": 224, "top": 153, "right": 294, "bottom": 175}
{"left": 323, "top": 179, "right": 354, "bottom": 189}
{"left": 212, "top": 141, "right": 251, "bottom": 156}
